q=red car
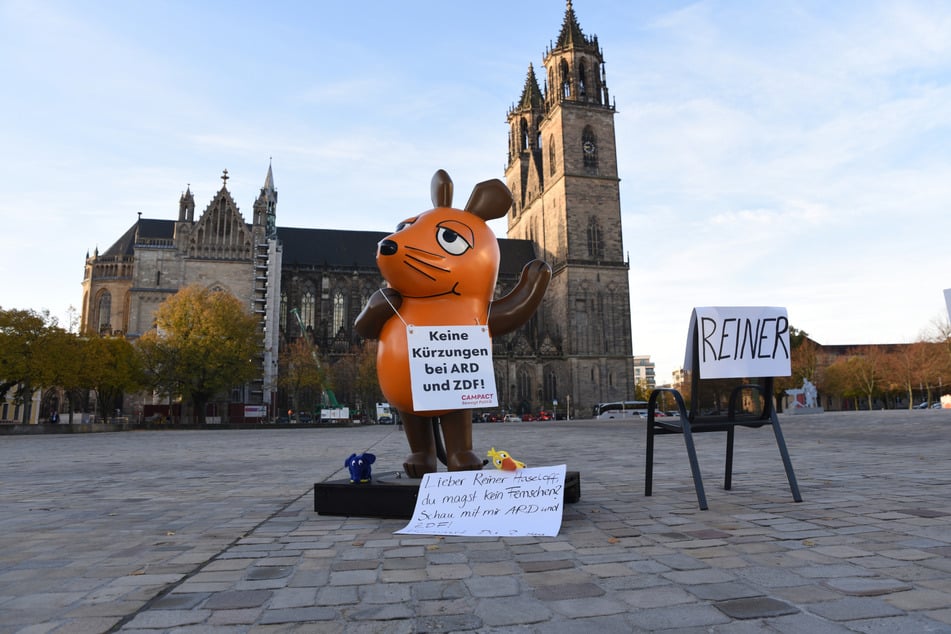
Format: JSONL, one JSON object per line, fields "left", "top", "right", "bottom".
{"left": 536, "top": 411, "right": 553, "bottom": 421}
{"left": 520, "top": 413, "right": 536, "bottom": 421}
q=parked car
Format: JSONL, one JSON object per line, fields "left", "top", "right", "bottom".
{"left": 536, "top": 411, "right": 552, "bottom": 421}
{"left": 913, "top": 402, "right": 929, "bottom": 409}
{"left": 503, "top": 414, "right": 521, "bottom": 423}
{"left": 298, "top": 413, "right": 314, "bottom": 423}
{"left": 521, "top": 413, "right": 536, "bottom": 421}
{"left": 378, "top": 415, "right": 394, "bottom": 425}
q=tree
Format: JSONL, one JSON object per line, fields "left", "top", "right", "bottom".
{"left": 774, "top": 326, "right": 814, "bottom": 412}
{"left": 352, "top": 341, "right": 383, "bottom": 418}
{"left": 81, "top": 336, "right": 142, "bottom": 419}
{"left": 136, "top": 286, "right": 259, "bottom": 424}
{"left": 0, "top": 308, "right": 68, "bottom": 422}
{"left": 848, "top": 347, "right": 884, "bottom": 410}
{"left": 278, "top": 338, "right": 328, "bottom": 416}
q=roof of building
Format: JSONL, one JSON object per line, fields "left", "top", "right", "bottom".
{"left": 103, "top": 219, "right": 537, "bottom": 276}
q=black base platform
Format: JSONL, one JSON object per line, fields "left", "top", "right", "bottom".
{"left": 314, "top": 470, "right": 581, "bottom": 519}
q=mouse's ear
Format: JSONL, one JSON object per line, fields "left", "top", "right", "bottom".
{"left": 465, "top": 179, "right": 513, "bottom": 221}
{"left": 431, "top": 169, "right": 453, "bottom": 208}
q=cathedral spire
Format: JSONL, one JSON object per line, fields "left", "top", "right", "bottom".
{"left": 254, "top": 161, "right": 278, "bottom": 238}
{"left": 556, "top": 0, "right": 587, "bottom": 49}
{"left": 516, "top": 63, "right": 545, "bottom": 111}
{"left": 178, "top": 185, "right": 195, "bottom": 222}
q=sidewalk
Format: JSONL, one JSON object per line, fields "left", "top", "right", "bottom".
{"left": 1, "top": 410, "right": 950, "bottom": 633}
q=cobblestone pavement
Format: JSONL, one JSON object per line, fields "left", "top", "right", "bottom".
{"left": 2, "top": 410, "right": 950, "bottom": 633}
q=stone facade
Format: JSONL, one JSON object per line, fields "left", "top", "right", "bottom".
{"left": 503, "top": 2, "right": 634, "bottom": 413}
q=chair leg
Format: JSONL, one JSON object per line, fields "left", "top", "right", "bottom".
{"left": 645, "top": 424, "right": 655, "bottom": 496}
{"left": 724, "top": 427, "right": 735, "bottom": 491}
{"left": 769, "top": 416, "right": 802, "bottom": 502}
{"left": 680, "top": 421, "right": 708, "bottom": 510}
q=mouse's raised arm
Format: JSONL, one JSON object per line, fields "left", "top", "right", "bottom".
{"left": 488, "top": 260, "right": 552, "bottom": 336}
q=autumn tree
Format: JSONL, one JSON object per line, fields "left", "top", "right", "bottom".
{"left": 278, "top": 338, "right": 328, "bottom": 416}
{"left": 352, "top": 342, "right": 383, "bottom": 418}
{"left": 848, "top": 347, "right": 884, "bottom": 410}
{"left": 136, "top": 286, "right": 259, "bottom": 424}
{"left": 0, "top": 308, "right": 69, "bottom": 422}
{"left": 80, "top": 335, "right": 142, "bottom": 419}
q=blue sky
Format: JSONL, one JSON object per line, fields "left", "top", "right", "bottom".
{"left": 2, "top": 0, "right": 951, "bottom": 385}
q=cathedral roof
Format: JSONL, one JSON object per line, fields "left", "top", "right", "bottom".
{"left": 103, "top": 219, "right": 537, "bottom": 277}
{"left": 277, "top": 226, "right": 537, "bottom": 277}
{"left": 277, "top": 227, "right": 385, "bottom": 270}
{"left": 102, "top": 219, "right": 174, "bottom": 257}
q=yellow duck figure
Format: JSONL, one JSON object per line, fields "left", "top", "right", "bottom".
{"left": 487, "top": 447, "right": 526, "bottom": 471}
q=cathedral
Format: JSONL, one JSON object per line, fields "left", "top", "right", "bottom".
{"left": 79, "top": 2, "right": 634, "bottom": 419}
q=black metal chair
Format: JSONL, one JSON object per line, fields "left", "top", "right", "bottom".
{"left": 645, "top": 310, "right": 802, "bottom": 510}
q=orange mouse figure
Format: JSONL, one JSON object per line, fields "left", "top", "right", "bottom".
{"left": 355, "top": 169, "right": 551, "bottom": 477}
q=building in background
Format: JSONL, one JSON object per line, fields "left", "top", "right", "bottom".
{"left": 633, "top": 355, "right": 656, "bottom": 393}
{"left": 79, "top": 2, "right": 636, "bottom": 419}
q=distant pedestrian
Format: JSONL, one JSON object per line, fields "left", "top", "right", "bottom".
{"left": 50, "top": 411, "right": 59, "bottom": 424}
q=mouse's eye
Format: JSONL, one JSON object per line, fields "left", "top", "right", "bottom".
{"left": 435, "top": 221, "right": 474, "bottom": 255}
{"left": 395, "top": 218, "right": 416, "bottom": 232}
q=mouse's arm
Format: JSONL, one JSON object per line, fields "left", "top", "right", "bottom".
{"left": 488, "top": 260, "right": 552, "bottom": 336}
{"left": 354, "top": 288, "right": 403, "bottom": 339}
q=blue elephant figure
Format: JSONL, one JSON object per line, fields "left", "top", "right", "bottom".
{"left": 345, "top": 452, "right": 376, "bottom": 483}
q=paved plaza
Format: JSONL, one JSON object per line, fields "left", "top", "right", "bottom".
{"left": 2, "top": 410, "right": 951, "bottom": 633}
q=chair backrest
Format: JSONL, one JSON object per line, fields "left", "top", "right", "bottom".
{"left": 683, "top": 307, "right": 791, "bottom": 421}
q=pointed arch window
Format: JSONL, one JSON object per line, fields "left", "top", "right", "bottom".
{"left": 97, "top": 291, "right": 112, "bottom": 334}
{"left": 332, "top": 290, "right": 346, "bottom": 336}
{"left": 582, "top": 126, "right": 598, "bottom": 169}
{"left": 579, "top": 61, "right": 588, "bottom": 98}
{"left": 280, "top": 292, "right": 287, "bottom": 331}
{"left": 544, "top": 367, "right": 557, "bottom": 403}
{"left": 587, "top": 217, "right": 604, "bottom": 260}
{"left": 520, "top": 118, "right": 530, "bottom": 150}
{"left": 548, "top": 135, "right": 556, "bottom": 176}
{"left": 517, "top": 367, "right": 532, "bottom": 406}
{"left": 301, "top": 291, "right": 315, "bottom": 329}
{"left": 560, "top": 60, "right": 571, "bottom": 99}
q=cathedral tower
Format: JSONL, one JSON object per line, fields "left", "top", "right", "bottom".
{"left": 504, "top": 1, "right": 634, "bottom": 414}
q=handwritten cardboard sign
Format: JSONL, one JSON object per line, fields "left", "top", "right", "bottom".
{"left": 395, "top": 465, "right": 567, "bottom": 537}
{"left": 685, "top": 307, "right": 791, "bottom": 379}
{"left": 406, "top": 325, "right": 498, "bottom": 410}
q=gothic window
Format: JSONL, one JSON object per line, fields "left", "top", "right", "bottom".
{"left": 548, "top": 135, "right": 556, "bottom": 176}
{"left": 517, "top": 366, "right": 532, "bottom": 406}
{"left": 97, "top": 291, "right": 111, "bottom": 333}
{"left": 587, "top": 217, "right": 604, "bottom": 259}
{"left": 544, "top": 367, "right": 557, "bottom": 403}
{"left": 520, "top": 118, "right": 530, "bottom": 150}
{"left": 582, "top": 126, "right": 598, "bottom": 168}
{"left": 560, "top": 60, "right": 570, "bottom": 98}
{"left": 332, "top": 290, "right": 345, "bottom": 336}
{"left": 301, "top": 291, "right": 315, "bottom": 329}
{"left": 280, "top": 292, "right": 287, "bottom": 331}
{"left": 579, "top": 61, "right": 587, "bottom": 98}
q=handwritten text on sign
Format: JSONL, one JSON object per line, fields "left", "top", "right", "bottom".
{"left": 395, "top": 465, "right": 567, "bottom": 537}
{"left": 407, "top": 325, "right": 498, "bottom": 411}
{"left": 687, "top": 307, "right": 791, "bottom": 379}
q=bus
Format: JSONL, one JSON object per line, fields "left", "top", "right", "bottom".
{"left": 594, "top": 401, "right": 649, "bottom": 420}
